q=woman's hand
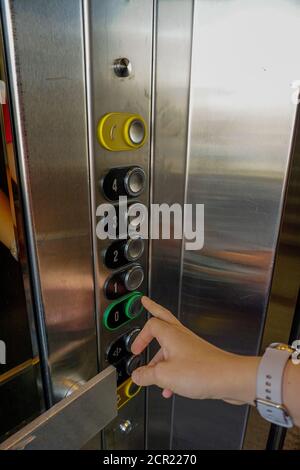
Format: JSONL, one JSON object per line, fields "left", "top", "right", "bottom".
{"left": 131, "top": 296, "right": 260, "bottom": 404}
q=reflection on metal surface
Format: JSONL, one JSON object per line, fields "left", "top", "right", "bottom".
{"left": 1, "top": 0, "right": 299, "bottom": 452}
{"left": 0, "top": 21, "right": 44, "bottom": 439}
{"left": 148, "top": 0, "right": 194, "bottom": 450}
{"left": 0, "top": 366, "right": 117, "bottom": 450}
{"left": 0, "top": 357, "right": 39, "bottom": 384}
{"left": 1, "top": 0, "right": 98, "bottom": 413}
{"left": 174, "top": 0, "right": 300, "bottom": 450}
{"left": 150, "top": 0, "right": 300, "bottom": 450}
{"left": 244, "top": 85, "right": 300, "bottom": 451}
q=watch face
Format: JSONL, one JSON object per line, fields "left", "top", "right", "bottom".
{"left": 274, "top": 343, "right": 295, "bottom": 353}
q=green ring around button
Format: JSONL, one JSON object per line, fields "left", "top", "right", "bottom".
{"left": 103, "top": 291, "right": 144, "bottom": 331}
{"left": 125, "top": 293, "right": 144, "bottom": 319}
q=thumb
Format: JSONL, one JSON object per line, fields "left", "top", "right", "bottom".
{"left": 131, "top": 365, "right": 157, "bottom": 386}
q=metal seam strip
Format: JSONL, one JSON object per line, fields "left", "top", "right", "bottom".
{"left": 82, "top": 0, "right": 103, "bottom": 448}
{"left": 82, "top": 0, "right": 101, "bottom": 371}
{"left": 146, "top": 0, "right": 158, "bottom": 451}
{"left": 169, "top": 0, "right": 196, "bottom": 450}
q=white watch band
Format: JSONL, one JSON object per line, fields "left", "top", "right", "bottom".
{"left": 256, "top": 343, "right": 294, "bottom": 428}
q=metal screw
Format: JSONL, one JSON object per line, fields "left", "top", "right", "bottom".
{"left": 113, "top": 58, "right": 132, "bottom": 78}
{"left": 119, "top": 419, "right": 133, "bottom": 434}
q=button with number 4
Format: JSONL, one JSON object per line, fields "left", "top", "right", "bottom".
{"left": 101, "top": 166, "right": 146, "bottom": 201}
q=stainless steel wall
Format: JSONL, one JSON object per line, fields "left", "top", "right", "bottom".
{"left": 2, "top": 0, "right": 300, "bottom": 451}
{"left": 0, "top": 43, "right": 43, "bottom": 438}
{"left": 150, "top": 0, "right": 300, "bottom": 449}
{"left": 1, "top": 0, "right": 154, "bottom": 450}
{"left": 244, "top": 85, "right": 300, "bottom": 450}
{"left": 2, "top": 0, "right": 98, "bottom": 405}
{"left": 147, "top": 0, "right": 194, "bottom": 449}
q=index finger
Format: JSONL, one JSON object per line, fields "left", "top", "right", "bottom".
{"left": 141, "top": 296, "right": 180, "bottom": 325}
{"left": 131, "top": 317, "right": 168, "bottom": 355}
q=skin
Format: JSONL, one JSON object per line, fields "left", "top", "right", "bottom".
{"left": 131, "top": 296, "right": 300, "bottom": 428}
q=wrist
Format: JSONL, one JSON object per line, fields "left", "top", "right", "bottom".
{"left": 216, "top": 353, "right": 260, "bottom": 405}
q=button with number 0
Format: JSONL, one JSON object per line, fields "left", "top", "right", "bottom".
{"left": 103, "top": 291, "right": 144, "bottom": 331}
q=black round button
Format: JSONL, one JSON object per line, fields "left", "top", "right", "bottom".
{"left": 105, "top": 265, "right": 144, "bottom": 300}
{"left": 126, "top": 355, "right": 143, "bottom": 376}
{"left": 102, "top": 166, "right": 145, "bottom": 201}
{"left": 124, "top": 328, "right": 141, "bottom": 353}
{"left": 124, "top": 167, "right": 146, "bottom": 197}
{"left": 123, "top": 265, "right": 144, "bottom": 291}
{"left": 104, "top": 237, "right": 144, "bottom": 269}
{"left": 124, "top": 237, "right": 144, "bottom": 262}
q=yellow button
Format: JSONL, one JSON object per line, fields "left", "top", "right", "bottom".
{"left": 97, "top": 112, "right": 147, "bottom": 151}
{"left": 125, "top": 379, "right": 142, "bottom": 399}
{"left": 117, "top": 378, "right": 142, "bottom": 410}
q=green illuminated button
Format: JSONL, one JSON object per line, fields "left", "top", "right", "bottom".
{"left": 125, "top": 293, "right": 144, "bottom": 319}
{"left": 103, "top": 291, "right": 144, "bottom": 331}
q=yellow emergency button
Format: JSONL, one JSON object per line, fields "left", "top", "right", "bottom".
{"left": 116, "top": 378, "right": 142, "bottom": 410}
{"left": 97, "top": 112, "right": 147, "bottom": 151}
{"left": 124, "top": 378, "right": 142, "bottom": 399}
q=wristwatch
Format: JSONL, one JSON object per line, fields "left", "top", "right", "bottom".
{"left": 255, "top": 343, "right": 295, "bottom": 428}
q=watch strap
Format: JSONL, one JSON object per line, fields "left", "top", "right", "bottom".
{"left": 256, "top": 343, "right": 293, "bottom": 428}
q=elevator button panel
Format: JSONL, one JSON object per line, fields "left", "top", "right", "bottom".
{"left": 104, "top": 237, "right": 144, "bottom": 269}
{"left": 97, "top": 112, "right": 147, "bottom": 151}
{"left": 105, "top": 265, "right": 144, "bottom": 299}
{"left": 102, "top": 166, "right": 146, "bottom": 201}
{"left": 103, "top": 291, "right": 144, "bottom": 331}
{"left": 90, "top": 0, "right": 152, "bottom": 447}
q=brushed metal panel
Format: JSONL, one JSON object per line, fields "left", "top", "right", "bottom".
{"left": 147, "top": 0, "right": 194, "bottom": 450}
{"left": 0, "top": 366, "right": 117, "bottom": 450}
{"left": 2, "top": 0, "right": 98, "bottom": 400}
{"left": 86, "top": 0, "right": 153, "bottom": 449}
{"left": 0, "top": 34, "right": 43, "bottom": 437}
{"left": 244, "top": 89, "right": 300, "bottom": 450}
{"left": 172, "top": 0, "right": 300, "bottom": 449}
